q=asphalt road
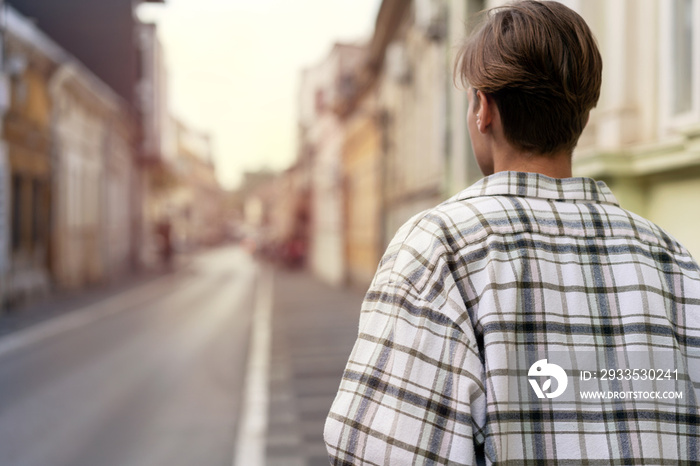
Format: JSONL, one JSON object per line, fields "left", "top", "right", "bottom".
{"left": 0, "top": 246, "right": 258, "bottom": 466}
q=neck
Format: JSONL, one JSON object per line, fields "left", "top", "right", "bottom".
{"left": 493, "top": 148, "right": 573, "bottom": 179}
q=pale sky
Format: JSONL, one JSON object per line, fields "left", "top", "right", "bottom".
{"left": 137, "top": 0, "right": 382, "bottom": 190}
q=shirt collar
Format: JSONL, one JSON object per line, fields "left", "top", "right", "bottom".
{"left": 452, "top": 171, "right": 620, "bottom": 205}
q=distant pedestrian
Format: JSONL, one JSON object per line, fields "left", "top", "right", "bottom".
{"left": 325, "top": 1, "right": 700, "bottom": 464}
{"left": 156, "top": 219, "right": 174, "bottom": 270}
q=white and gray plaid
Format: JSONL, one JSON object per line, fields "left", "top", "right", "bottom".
{"left": 325, "top": 171, "right": 700, "bottom": 465}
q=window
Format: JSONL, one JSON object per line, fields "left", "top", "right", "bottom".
{"left": 673, "top": 0, "right": 694, "bottom": 115}
{"left": 32, "top": 179, "right": 46, "bottom": 248}
{"left": 315, "top": 90, "right": 325, "bottom": 114}
{"left": 11, "top": 174, "right": 22, "bottom": 251}
{"left": 661, "top": 0, "right": 700, "bottom": 127}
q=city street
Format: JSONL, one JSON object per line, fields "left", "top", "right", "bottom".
{"left": 0, "top": 245, "right": 366, "bottom": 466}
{"left": 0, "top": 246, "right": 258, "bottom": 466}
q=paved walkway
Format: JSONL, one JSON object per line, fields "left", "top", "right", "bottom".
{"left": 266, "top": 269, "right": 365, "bottom": 466}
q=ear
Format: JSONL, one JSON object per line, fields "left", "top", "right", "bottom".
{"left": 475, "top": 90, "right": 493, "bottom": 134}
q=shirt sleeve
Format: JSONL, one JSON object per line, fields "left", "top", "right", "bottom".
{"left": 324, "top": 278, "right": 486, "bottom": 465}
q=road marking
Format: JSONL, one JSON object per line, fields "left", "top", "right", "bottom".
{"left": 234, "top": 267, "right": 273, "bottom": 466}
{"left": 0, "top": 274, "right": 175, "bottom": 359}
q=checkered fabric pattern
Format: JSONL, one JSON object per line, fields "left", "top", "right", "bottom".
{"left": 324, "top": 171, "right": 700, "bottom": 465}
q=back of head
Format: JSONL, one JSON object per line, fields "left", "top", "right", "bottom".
{"left": 455, "top": 0, "right": 603, "bottom": 155}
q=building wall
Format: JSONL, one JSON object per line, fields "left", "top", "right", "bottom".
{"left": 260, "top": 158, "right": 312, "bottom": 267}
{"left": 50, "top": 70, "right": 106, "bottom": 289}
{"left": 1, "top": 4, "right": 138, "bottom": 301}
{"left": 301, "top": 43, "right": 365, "bottom": 286}
{"left": 139, "top": 22, "right": 173, "bottom": 162}
{"left": 3, "top": 2, "right": 168, "bottom": 275}
{"left": 379, "top": 2, "right": 448, "bottom": 244}
{"left": 169, "top": 119, "right": 223, "bottom": 250}
{"left": 343, "top": 90, "right": 383, "bottom": 287}
{"left": 103, "top": 110, "right": 134, "bottom": 280}
{"left": 0, "top": 66, "right": 10, "bottom": 307}
{"left": 311, "top": 116, "right": 346, "bottom": 285}
{"left": 138, "top": 21, "right": 177, "bottom": 268}
{"left": 4, "top": 30, "right": 54, "bottom": 302}
{"left": 646, "top": 172, "right": 700, "bottom": 257}
{"left": 45, "top": 52, "right": 135, "bottom": 289}
{"left": 0, "top": 140, "right": 10, "bottom": 308}
{"left": 446, "top": 0, "right": 487, "bottom": 194}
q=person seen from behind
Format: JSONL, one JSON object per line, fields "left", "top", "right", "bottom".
{"left": 324, "top": 1, "right": 700, "bottom": 464}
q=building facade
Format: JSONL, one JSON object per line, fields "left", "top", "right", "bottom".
{"left": 49, "top": 62, "right": 134, "bottom": 289}
{"left": 8, "top": 0, "right": 168, "bottom": 270}
{"left": 138, "top": 21, "right": 179, "bottom": 266}
{"left": 1, "top": 4, "right": 141, "bottom": 301}
{"left": 268, "top": 160, "right": 312, "bottom": 268}
{"left": 445, "top": 0, "right": 488, "bottom": 193}
{"left": 0, "top": 141, "right": 9, "bottom": 308}
{"left": 102, "top": 100, "right": 135, "bottom": 280}
{"left": 339, "top": 82, "right": 383, "bottom": 287}
{"left": 3, "top": 6, "right": 61, "bottom": 303}
{"left": 299, "top": 43, "right": 365, "bottom": 286}
{"left": 315, "top": 0, "right": 485, "bottom": 287}
{"left": 376, "top": 0, "right": 450, "bottom": 245}
{"left": 0, "top": 22, "right": 11, "bottom": 309}
{"left": 348, "top": 0, "right": 481, "bottom": 251}
{"left": 169, "top": 119, "right": 223, "bottom": 250}
{"left": 333, "top": 4, "right": 397, "bottom": 288}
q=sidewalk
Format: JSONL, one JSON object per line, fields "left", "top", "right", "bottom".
{"left": 266, "top": 268, "right": 365, "bottom": 466}
{"left": 0, "top": 257, "right": 191, "bottom": 339}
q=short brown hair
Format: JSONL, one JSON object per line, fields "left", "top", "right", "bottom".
{"left": 455, "top": 0, "right": 602, "bottom": 155}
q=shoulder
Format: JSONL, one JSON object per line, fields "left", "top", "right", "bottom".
{"left": 621, "top": 208, "right": 700, "bottom": 270}
{"left": 373, "top": 197, "right": 498, "bottom": 293}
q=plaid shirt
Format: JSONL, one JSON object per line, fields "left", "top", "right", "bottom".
{"left": 325, "top": 171, "right": 700, "bottom": 465}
